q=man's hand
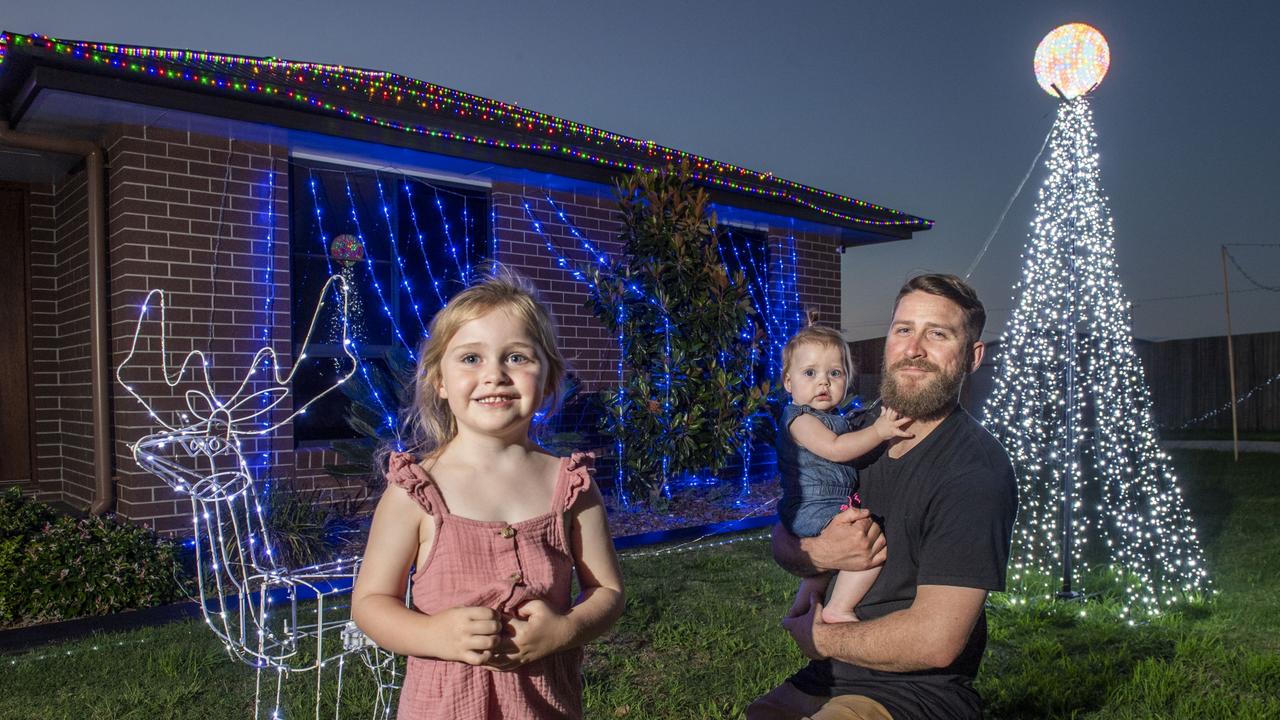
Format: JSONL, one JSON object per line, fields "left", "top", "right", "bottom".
{"left": 486, "top": 599, "right": 572, "bottom": 670}
{"left": 773, "top": 508, "right": 886, "bottom": 577}
{"left": 782, "top": 598, "right": 828, "bottom": 660}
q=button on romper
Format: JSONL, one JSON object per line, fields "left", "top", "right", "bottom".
{"left": 391, "top": 452, "right": 595, "bottom": 720}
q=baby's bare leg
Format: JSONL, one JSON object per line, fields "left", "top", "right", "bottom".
{"left": 788, "top": 574, "right": 831, "bottom": 618}
{"left": 821, "top": 568, "right": 880, "bottom": 623}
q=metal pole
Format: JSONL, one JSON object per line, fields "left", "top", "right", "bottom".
{"left": 1057, "top": 97, "right": 1082, "bottom": 599}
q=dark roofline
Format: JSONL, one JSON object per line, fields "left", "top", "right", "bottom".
{"left": 0, "top": 32, "right": 933, "bottom": 240}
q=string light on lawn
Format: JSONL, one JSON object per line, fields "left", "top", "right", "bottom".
{"left": 620, "top": 529, "right": 773, "bottom": 560}
{"left": 982, "top": 97, "right": 1209, "bottom": 617}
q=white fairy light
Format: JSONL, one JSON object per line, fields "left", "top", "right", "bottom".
{"left": 117, "top": 274, "right": 402, "bottom": 717}
{"left": 982, "top": 98, "right": 1210, "bottom": 616}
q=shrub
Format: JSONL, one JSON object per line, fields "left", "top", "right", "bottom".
{"left": 579, "top": 163, "right": 770, "bottom": 505}
{"left": 0, "top": 488, "right": 187, "bottom": 626}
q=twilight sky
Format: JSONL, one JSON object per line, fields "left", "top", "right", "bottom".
{"left": 6, "top": 0, "right": 1278, "bottom": 341}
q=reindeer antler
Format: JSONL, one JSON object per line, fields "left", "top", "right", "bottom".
{"left": 118, "top": 274, "right": 359, "bottom": 440}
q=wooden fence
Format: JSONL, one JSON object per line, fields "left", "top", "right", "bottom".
{"left": 847, "top": 330, "right": 1280, "bottom": 433}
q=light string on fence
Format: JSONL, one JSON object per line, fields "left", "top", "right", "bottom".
{"left": 1171, "top": 368, "right": 1280, "bottom": 430}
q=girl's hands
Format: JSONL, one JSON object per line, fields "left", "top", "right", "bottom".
{"left": 872, "top": 407, "right": 914, "bottom": 442}
{"left": 486, "top": 599, "right": 572, "bottom": 670}
{"left": 432, "top": 606, "right": 503, "bottom": 665}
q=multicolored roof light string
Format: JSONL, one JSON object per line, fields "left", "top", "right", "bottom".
{"left": 0, "top": 32, "right": 931, "bottom": 230}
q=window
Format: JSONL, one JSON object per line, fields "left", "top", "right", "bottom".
{"left": 716, "top": 225, "right": 774, "bottom": 381}
{"left": 289, "top": 158, "right": 491, "bottom": 444}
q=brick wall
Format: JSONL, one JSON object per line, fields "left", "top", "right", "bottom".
{"left": 23, "top": 125, "right": 857, "bottom": 533}
{"left": 28, "top": 172, "right": 95, "bottom": 508}
{"left": 103, "top": 125, "right": 294, "bottom": 533}
{"left": 778, "top": 228, "right": 842, "bottom": 332}
{"left": 492, "top": 183, "right": 624, "bottom": 391}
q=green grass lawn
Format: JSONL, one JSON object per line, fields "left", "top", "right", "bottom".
{"left": 2, "top": 450, "right": 1277, "bottom": 719}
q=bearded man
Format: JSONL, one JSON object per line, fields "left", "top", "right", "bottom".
{"left": 747, "top": 274, "right": 1018, "bottom": 720}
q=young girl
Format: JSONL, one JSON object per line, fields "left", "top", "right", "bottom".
{"left": 352, "top": 272, "right": 625, "bottom": 719}
{"left": 777, "top": 325, "right": 911, "bottom": 623}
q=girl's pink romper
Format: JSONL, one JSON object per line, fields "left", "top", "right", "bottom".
{"left": 390, "top": 452, "right": 595, "bottom": 719}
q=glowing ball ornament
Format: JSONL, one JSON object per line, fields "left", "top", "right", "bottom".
{"left": 329, "top": 233, "right": 364, "bottom": 267}
{"left": 1034, "top": 23, "right": 1110, "bottom": 99}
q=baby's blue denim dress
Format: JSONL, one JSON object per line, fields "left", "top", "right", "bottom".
{"left": 777, "top": 404, "right": 863, "bottom": 537}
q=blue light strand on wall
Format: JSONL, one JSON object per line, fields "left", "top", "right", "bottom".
{"left": 542, "top": 193, "right": 611, "bottom": 266}
{"left": 340, "top": 173, "right": 417, "bottom": 357}
{"left": 489, "top": 203, "right": 498, "bottom": 268}
{"left": 431, "top": 187, "right": 467, "bottom": 281}
{"left": 521, "top": 202, "right": 607, "bottom": 295}
{"left": 462, "top": 197, "right": 472, "bottom": 277}
{"left": 721, "top": 228, "right": 789, "bottom": 348}
{"left": 255, "top": 162, "right": 280, "bottom": 475}
{"left": 400, "top": 178, "right": 450, "bottom": 307}
{"left": 373, "top": 174, "right": 430, "bottom": 337}
{"left": 305, "top": 170, "right": 397, "bottom": 431}
{"left": 721, "top": 229, "right": 777, "bottom": 336}
{"left": 523, "top": 199, "right": 801, "bottom": 494}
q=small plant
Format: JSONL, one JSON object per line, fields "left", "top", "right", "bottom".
{"left": 0, "top": 488, "right": 187, "bottom": 626}
{"left": 258, "top": 478, "right": 365, "bottom": 568}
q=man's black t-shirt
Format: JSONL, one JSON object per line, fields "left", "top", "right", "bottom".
{"left": 789, "top": 408, "right": 1017, "bottom": 720}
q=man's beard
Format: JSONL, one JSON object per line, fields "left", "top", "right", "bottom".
{"left": 879, "top": 358, "right": 966, "bottom": 421}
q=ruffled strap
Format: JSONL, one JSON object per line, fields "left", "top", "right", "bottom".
{"left": 385, "top": 452, "right": 445, "bottom": 516}
{"left": 559, "top": 451, "right": 596, "bottom": 512}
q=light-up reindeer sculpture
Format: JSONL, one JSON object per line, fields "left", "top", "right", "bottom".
{"left": 117, "top": 275, "right": 399, "bottom": 719}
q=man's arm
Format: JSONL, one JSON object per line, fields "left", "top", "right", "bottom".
{"left": 771, "top": 508, "right": 887, "bottom": 578}
{"left": 784, "top": 584, "right": 986, "bottom": 672}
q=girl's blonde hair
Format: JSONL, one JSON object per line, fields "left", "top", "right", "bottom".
{"left": 400, "top": 267, "right": 566, "bottom": 460}
{"left": 780, "top": 325, "right": 855, "bottom": 398}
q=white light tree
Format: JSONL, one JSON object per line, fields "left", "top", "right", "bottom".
{"left": 983, "top": 24, "right": 1209, "bottom": 617}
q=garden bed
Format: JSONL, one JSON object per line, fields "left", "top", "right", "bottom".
{"left": 604, "top": 478, "right": 781, "bottom": 538}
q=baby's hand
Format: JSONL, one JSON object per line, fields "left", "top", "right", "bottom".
{"left": 487, "top": 599, "right": 572, "bottom": 670}
{"left": 433, "top": 606, "right": 503, "bottom": 665}
{"left": 873, "top": 407, "right": 914, "bottom": 441}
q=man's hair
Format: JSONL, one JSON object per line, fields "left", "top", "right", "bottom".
{"left": 893, "top": 274, "right": 986, "bottom": 346}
